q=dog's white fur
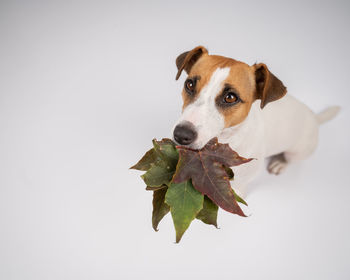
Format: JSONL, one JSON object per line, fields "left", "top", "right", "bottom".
{"left": 175, "top": 67, "right": 340, "bottom": 197}
{"left": 175, "top": 67, "right": 230, "bottom": 149}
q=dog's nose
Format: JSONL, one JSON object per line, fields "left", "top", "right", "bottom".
{"left": 173, "top": 122, "right": 197, "bottom": 145}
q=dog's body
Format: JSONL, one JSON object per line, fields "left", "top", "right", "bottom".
{"left": 218, "top": 95, "right": 322, "bottom": 195}
{"left": 173, "top": 46, "right": 339, "bottom": 196}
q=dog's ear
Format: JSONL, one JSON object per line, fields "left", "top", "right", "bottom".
{"left": 175, "top": 46, "right": 208, "bottom": 80}
{"left": 254, "top": 63, "right": 287, "bottom": 109}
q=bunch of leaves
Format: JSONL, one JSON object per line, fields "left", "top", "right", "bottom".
{"left": 130, "top": 137, "right": 252, "bottom": 243}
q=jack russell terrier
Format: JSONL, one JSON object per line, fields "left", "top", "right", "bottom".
{"left": 172, "top": 46, "right": 339, "bottom": 197}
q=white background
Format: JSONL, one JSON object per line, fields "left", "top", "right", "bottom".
{"left": 1, "top": 0, "right": 350, "bottom": 279}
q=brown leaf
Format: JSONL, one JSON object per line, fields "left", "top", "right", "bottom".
{"left": 130, "top": 138, "right": 178, "bottom": 171}
{"left": 172, "top": 137, "right": 252, "bottom": 216}
{"left": 152, "top": 188, "right": 170, "bottom": 231}
{"left": 130, "top": 148, "right": 157, "bottom": 171}
{"left": 146, "top": 185, "right": 167, "bottom": 191}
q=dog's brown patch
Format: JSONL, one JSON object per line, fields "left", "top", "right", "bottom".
{"left": 218, "top": 64, "right": 256, "bottom": 127}
{"left": 178, "top": 47, "right": 286, "bottom": 128}
{"left": 182, "top": 55, "right": 236, "bottom": 109}
{"left": 254, "top": 63, "right": 287, "bottom": 109}
{"left": 181, "top": 55, "right": 256, "bottom": 128}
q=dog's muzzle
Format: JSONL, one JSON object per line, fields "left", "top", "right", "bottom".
{"left": 173, "top": 121, "right": 197, "bottom": 146}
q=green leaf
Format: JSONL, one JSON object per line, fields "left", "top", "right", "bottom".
{"left": 152, "top": 188, "right": 170, "bottom": 231}
{"left": 141, "top": 162, "right": 175, "bottom": 187}
{"left": 196, "top": 196, "right": 218, "bottom": 227}
{"left": 131, "top": 137, "right": 252, "bottom": 242}
{"left": 138, "top": 139, "right": 179, "bottom": 187}
{"left": 165, "top": 181, "right": 204, "bottom": 243}
{"left": 224, "top": 166, "right": 234, "bottom": 181}
{"left": 130, "top": 138, "right": 178, "bottom": 171}
{"left": 130, "top": 148, "right": 157, "bottom": 171}
{"left": 152, "top": 139, "right": 178, "bottom": 169}
{"left": 233, "top": 190, "right": 248, "bottom": 206}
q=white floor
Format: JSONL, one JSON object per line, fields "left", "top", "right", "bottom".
{"left": 1, "top": 1, "right": 350, "bottom": 279}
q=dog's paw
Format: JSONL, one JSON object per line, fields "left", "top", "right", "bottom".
{"left": 267, "top": 153, "right": 287, "bottom": 175}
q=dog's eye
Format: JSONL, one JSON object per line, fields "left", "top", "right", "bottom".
{"left": 224, "top": 92, "right": 239, "bottom": 104}
{"left": 184, "top": 78, "right": 196, "bottom": 94}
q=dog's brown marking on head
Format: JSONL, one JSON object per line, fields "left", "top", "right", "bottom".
{"left": 182, "top": 55, "right": 256, "bottom": 127}
{"left": 215, "top": 61, "right": 256, "bottom": 127}
{"left": 181, "top": 55, "right": 237, "bottom": 110}
{"left": 176, "top": 46, "right": 287, "bottom": 127}
{"left": 176, "top": 46, "right": 208, "bottom": 80}
{"left": 254, "top": 63, "right": 287, "bottom": 109}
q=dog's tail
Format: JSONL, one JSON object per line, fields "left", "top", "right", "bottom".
{"left": 316, "top": 106, "right": 341, "bottom": 124}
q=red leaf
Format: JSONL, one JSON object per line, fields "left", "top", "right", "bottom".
{"left": 172, "top": 137, "right": 252, "bottom": 216}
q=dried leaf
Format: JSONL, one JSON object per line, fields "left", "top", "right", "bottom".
{"left": 130, "top": 148, "right": 157, "bottom": 171}
{"left": 146, "top": 185, "right": 167, "bottom": 191}
{"left": 131, "top": 139, "right": 179, "bottom": 187}
{"left": 152, "top": 139, "right": 178, "bottom": 170}
{"left": 130, "top": 138, "right": 178, "bottom": 172}
{"left": 131, "top": 137, "right": 253, "bottom": 242}
{"left": 172, "top": 137, "right": 252, "bottom": 216}
{"left": 224, "top": 166, "right": 234, "bottom": 180}
{"left": 152, "top": 188, "right": 170, "bottom": 231}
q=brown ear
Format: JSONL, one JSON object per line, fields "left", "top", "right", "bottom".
{"left": 254, "top": 63, "right": 287, "bottom": 109}
{"left": 175, "top": 46, "right": 208, "bottom": 80}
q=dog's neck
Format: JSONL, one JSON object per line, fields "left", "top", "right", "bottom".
{"left": 218, "top": 101, "right": 264, "bottom": 158}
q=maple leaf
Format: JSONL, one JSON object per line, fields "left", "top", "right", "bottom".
{"left": 130, "top": 138, "right": 178, "bottom": 171}
{"left": 141, "top": 164, "right": 174, "bottom": 187}
{"left": 152, "top": 138, "right": 178, "bottom": 169}
{"left": 145, "top": 185, "right": 167, "bottom": 191}
{"left": 130, "top": 137, "right": 252, "bottom": 243}
{"left": 131, "top": 139, "right": 178, "bottom": 187}
{"left": 130, "top": 149, "right": 157, "bottom": 171}
{"left": 196, "top": 195, "right": 218, "bottom": 228}
{"left": 152, "top": 187, "right": 170, "bottom": 231}
{"left": 165, "top": 181, "right": 204, "bottom": 243}
{"left": 172, "top": 137, "right": 252, "bottom": 216}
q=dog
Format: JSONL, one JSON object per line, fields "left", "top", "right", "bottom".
{"left": 172, "top": 46, "right": 340, "bottom": 197}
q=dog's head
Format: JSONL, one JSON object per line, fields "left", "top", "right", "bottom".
{"left": 173, "top": 46, "right": 287, "bottom": 149}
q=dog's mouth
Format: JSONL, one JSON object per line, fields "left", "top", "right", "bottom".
{"left": 172, "top": 123, "right": 212, "bottom": 150}
{"left": 173, "top": 139, "right": 203, "bottom": 150}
